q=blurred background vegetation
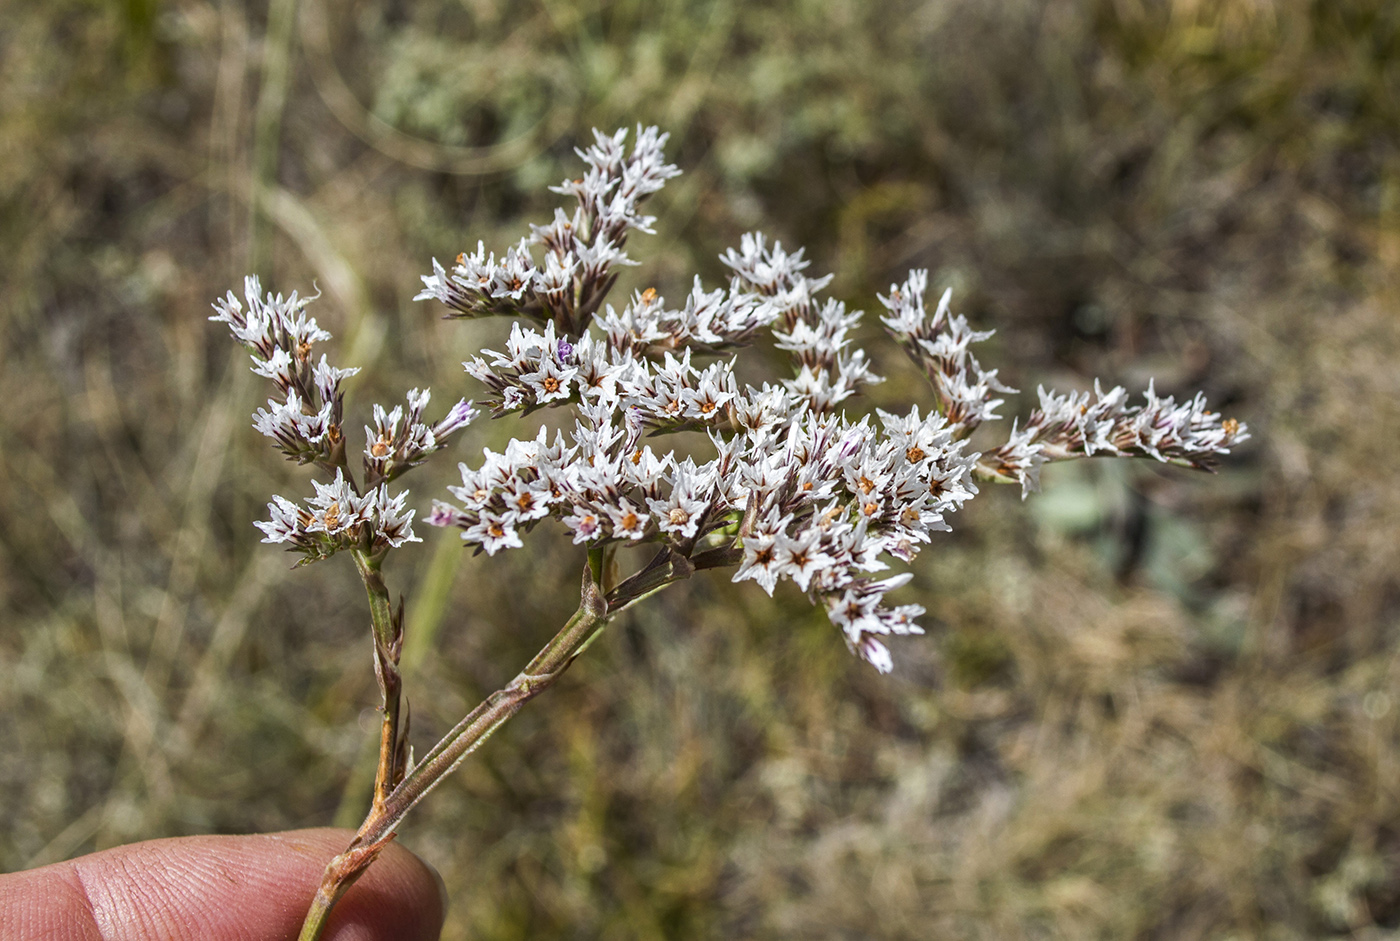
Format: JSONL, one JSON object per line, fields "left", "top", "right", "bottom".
{"left": 2, "top": 0, "right": 1398, "bottom": 937}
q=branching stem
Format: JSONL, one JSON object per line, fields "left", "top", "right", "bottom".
{"left": 296, "top": 557, "right": 680, "bottom": 941}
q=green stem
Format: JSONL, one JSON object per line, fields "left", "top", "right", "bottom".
{"left": 351, "top": 549, "right": 404, "bottom": 812}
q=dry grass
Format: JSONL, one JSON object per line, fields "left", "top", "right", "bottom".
{"left": 3, "top": 0, "right": 1400, "bottom": 937}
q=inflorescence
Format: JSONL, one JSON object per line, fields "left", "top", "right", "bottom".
{"left": 214, "top": 126, "right": 1247, "bottom": 672}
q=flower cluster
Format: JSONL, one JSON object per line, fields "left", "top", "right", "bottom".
{"left": 985, "top": 380, "right": 1249, "bottom": 496}
{"left": 878, "top": 269, "right": 1011, "bottom": 434}
{"left": 723, "top": 233, "right": 882, "bottom": 412}
{"left": 212, "top": 124, "right": 1254, "bottom": 941}
{"left": 222, "top": 126, "right": 1248, "bottom": 671}
{"left": 210, "top": 278, "right": 357, "bottom": 466}
{"left": 429, "top": 395, "right": 978, "bottom": 669}
{"left": 415, "top": 126, "right": 681, "bottom": 337}
{"left": 212, "top": 278, "right": 478, "bottom": 564}
{"left": 363, "top": 388, "right": 478, "bottom": 487}
{"left": 256, "top": 469, "right": 421, "bottom": 564}
{"left": 414, "top": 126, "right": 1248, "bottom": 673}
{"left": 597, "top": 280, "right": 777, "bottom": 356}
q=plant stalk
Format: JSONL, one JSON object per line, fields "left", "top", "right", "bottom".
{"left": 296, "top": 562, "right": 616, "bottom": 941}
{"left": 352, "top": 549, "right": 405, "bottom": 812}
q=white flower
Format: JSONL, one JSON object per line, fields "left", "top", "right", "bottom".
{"left": 212, "top": 276, "right": 329, "bottom": 361}
{"left": 604, "top": 498, "right": 650, "bottom": 541}
{"left": 534, "top": 251, "right": 579, "bottom": 305}
{"left": 824, "top": 585, "right": 882, "bottom": 642}
{"left": 529, "top": 207, "right": 583, "bottom": 256}
{"left": 574, "top": 235, "right": 636, "bottom": 280}
{"left": 305, "top": 469, "right": 372, "bottom": 535}
{"left": 487, "top": 239, "right": 538, "bottom": 301}
{"left": 500, "top": 475, "right": 554, "bottom": 524}
{"left": 571, "top": 335, "right": 626, "bottom": 406}
{"left": 464, "top": 509, "right": 523, "bottom": 556}
{"left": 561, "top": 504, "right": 606, "bottom": 545}
{"left": 648, "top": 459, "right": 715, "bottom": 542}
{"left": 255, "top": 495, "right": 310, "bottom": 545}
{"left": 519, "top": 355, "right": 578, "bottom": 404}
{"left": 877, "top": 271, "right": 940, "bottom": 337}
{"left": 427, "top": 500, "right": 472, "bottom": 529}
{"left": 679, "top": 363, "right": 737, "bottom": 422}
{"left": 433, "top": 398, "right": 478, "bottom": 440}
{"left": 733, "top": 530, "right": 789, "bottom": 596}
{"left": 731, "top": 383, "right": 797, "bottom": 433}
{"left": 721, "top": 233, "right": 822, "bottom": 297}
{"left": 250, "top": 347, "right": 296, "bottom": 391}
{"left": 774, "top": 525, "right": 835, "bottom": 593}
{"left": 856, "top": 636, "right": 893, "bottom": 673}
{"left": 254, "top": 392, "right": 333, "bottom": 454}
{"left": 312, "top": 356, "right": 360, "bottom": 404}
{"left": 371, "top": 485, "right": 421, "bottom": 548}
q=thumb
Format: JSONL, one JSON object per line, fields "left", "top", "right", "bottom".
{"left": 0, "top": 827, "right": 445, "bottom": 941}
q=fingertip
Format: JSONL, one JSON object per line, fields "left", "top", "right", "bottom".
{"left": 0, "top": 828, "right": 445, "bottom": 941}
{"left": 275, "top": 829, "right": 445, "bottom": 941}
